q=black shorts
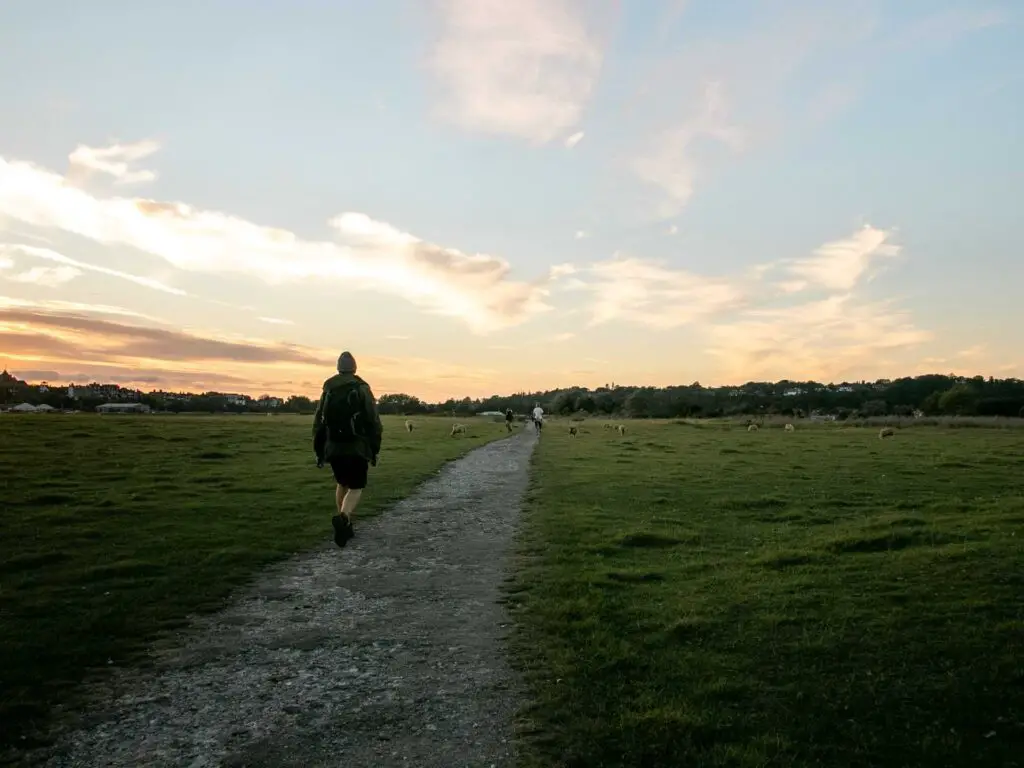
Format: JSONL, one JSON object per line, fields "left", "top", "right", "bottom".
{"left": 328, "top": 455, "right": 369, "bottom": 489}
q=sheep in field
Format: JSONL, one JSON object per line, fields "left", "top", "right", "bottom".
{"left": 616, "top": 424, "right": 626, "bottom": 435}
{"left": 568, "top": 425, "right": 578, "bottom": 437}
{"left": 405, "top": 420, "right": 414, "bottom": 433}
{"left": 784, "top": 423, "right": 795, "bottom": 432}
{"left": 450, "top": 424, "right": 466, "bottom": 437}
{"left": 879, "top": 427, "right": 894, "bottom": 439}
{"left": 748, "top": 424, "right": 759, "bottom": 432}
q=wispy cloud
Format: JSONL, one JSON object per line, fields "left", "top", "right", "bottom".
{"left": 0, "top": 228, "right": 53, "bottom": 245}
{"left": 626, "top": 4, "right": 873, "bottom": 218}
{"left": 574, "top": 230, "right": 588, "bottom": 239}
{"left": 565, "top": 131, "right": 585, "bottom": 148}
{"left": 576, "top": 254, "right": 745, "bottom": 329}
{"left": 0, "top": 255, "right": 12, "bottom": 270}
{"left": 0, "top": 306, "right": 323, "bottom": 365}
{"left": 386, "top": 334, "right": 411, "bottom": 340}
{"left": 552, "top": 331, "right": 576, "bottom": 342}
{"left": 257, "top": 316, "right": 294, "bottom": 326}
{"left": 7, "top": 265, "right": 81, "bottom": 287}
{"left": 0, "top": 149, "right": 558, "bottom": 334}
{"left": 0, "top": 243, "right": 187, "bottom": 295}
{"left": 955, "top": 344, "right": 988, "bottom": 360}
{"left": 557, "top": 222, "right": 930, "bottom": 384}
{"left": 0, "top": 295, "right": 162, "bottom": 321}
{"left": 2, "top": 299, "right": 499, "bottom": 397}
{"left": 696, "top": 224, "right": 927, "bottom": 382}
{"left": 428, "top": 0, "right": 605, "bottom": 144}
{"left": 780, "top": 225, "right": 900, "bottom": 292}
{"left": 667, "top": 224, "right": 678, "bottom": 235}
{"left": 630, "top": 81, "right": 744, "bottom": 218}
{"left": 67, "top": 139, "right": 160, "bottom": 185}
{"left": 706, "top": 295, "right": 932, "bottom": 383}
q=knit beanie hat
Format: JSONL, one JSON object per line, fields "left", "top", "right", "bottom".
{"left": 337, "top": 351, "right": 357, "bottom": 374}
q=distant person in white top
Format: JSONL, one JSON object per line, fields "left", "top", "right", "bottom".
{"left": 532, "top": 403, "right": 544, "bottom": 433}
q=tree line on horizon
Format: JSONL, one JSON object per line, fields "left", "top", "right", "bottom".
{"left": 3, "top": 373, "right": 1024, "bottom": 419}
{"left": 384, "top": 374, "right": 1024, "bottom": 420}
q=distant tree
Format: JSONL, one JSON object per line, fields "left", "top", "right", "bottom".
{"left": 619, "top": 389, "right": 647, "bottom": 418}
{"left": 938, "top": 385, "right": 976, "bottom": 416}
{"left": 377, "top": 393, "right": 426, "bottom": 415}
{"left": 282, "top": 395, "right": 315, "bottom": 413}
{"left": 859, "top": 399, "right": 888, "bottom": 417}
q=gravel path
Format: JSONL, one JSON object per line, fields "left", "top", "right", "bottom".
{"left": 43, "top": 431, "right": 537, "bottom": 768}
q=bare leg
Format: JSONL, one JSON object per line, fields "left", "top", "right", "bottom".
{"left": 335, "top": 484, "right": 347, "bottom": 515}
{"left": 340, "top": 488, "right": 363, "bottom": 520}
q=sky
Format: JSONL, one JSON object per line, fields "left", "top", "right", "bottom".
{"left": 0, "top": 0, "right": 1021, "bottom": 401}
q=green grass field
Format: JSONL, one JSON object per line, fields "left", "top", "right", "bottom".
{"left": 510, "top": 419, "right": 1024, "bottom": 767}
{"left": 0, "top": 413, "right": 507, "bottom": 750}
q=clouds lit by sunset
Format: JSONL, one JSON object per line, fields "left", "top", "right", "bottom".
{"left": 0, "top": 1, "right": 1020, "bottom": 400}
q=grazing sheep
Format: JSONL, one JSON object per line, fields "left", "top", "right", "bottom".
{"left": 616, "top": 424, "right": 626, "bottom": 435}
{"left": 784, "top": 423, "right": 795, "bottom": 432}
{"left": 603, "top": 423, "right": 613, "bottom": 430}
{"left": 879, "top": 427, "right": 894, "bottom": 439}
{"left": 450, "top": 423, "right": 465, "bottom": 437}
{"left": 405, "top": 420, "right": 414, "bottom": 433}
{"left": 569, "top": 425, "right": 578, "bottom": 437}
{"left": 748, "top": 424, "right": 759, "bottom": 432}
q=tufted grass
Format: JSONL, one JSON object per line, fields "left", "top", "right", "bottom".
{"left": 510, "top": 418, "right": 1024, "bottom": 767}
{"left": 0, "top": 413, "right": 510, "bottom": 753}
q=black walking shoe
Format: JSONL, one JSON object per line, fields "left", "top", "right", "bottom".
{"left": 332, "top": 514, "right": 355, "bottom": 547}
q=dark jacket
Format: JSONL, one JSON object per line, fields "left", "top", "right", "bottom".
{"left": 312, "top": 373, "right": 382, "bottom": 463}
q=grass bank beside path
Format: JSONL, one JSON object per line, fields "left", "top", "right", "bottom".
{"left": 509, "top": 418, "right": 1024, "bottom": 767}
{"left": 0, "top": 413, "right": 509, "bottom": 751}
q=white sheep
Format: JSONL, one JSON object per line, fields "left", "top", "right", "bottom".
{"left": 616, "top": 424, "right": 626, "bottom": 435}
{"left": 405, "top": 420, "right": 414, "bottom": 433}
{"left": 748, "top": 424, "right": 759, "bottom": 432}
{"left": 568, "top": 425, "right": 578, "bottom": 437}
{"left": 451, "top": 423, "right": 466, "bottom": 437}
{"left": 879, "top": 427, "right": 894, "bottom": 439}
{"left": 784, "top": 423, "right": 795, "bottom": 432}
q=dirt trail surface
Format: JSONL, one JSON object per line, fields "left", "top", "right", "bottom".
{"left": 42, "top": 431, "right": 537, "bottom": 768}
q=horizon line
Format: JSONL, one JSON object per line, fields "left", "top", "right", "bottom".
{"left": 2, "top": 369, "right": 1018, "bottom": 404}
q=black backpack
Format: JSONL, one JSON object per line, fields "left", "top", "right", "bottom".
{"left": 322, "top": 379, "right": 367, "bottom": 440}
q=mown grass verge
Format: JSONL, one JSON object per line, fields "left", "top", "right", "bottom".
{"left": 509, "top": 418, "right": 1024, "bottom": 767}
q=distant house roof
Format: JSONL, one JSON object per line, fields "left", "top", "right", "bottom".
{"left": 34, "top": 404, "right": 56, "bottom": 411}
{"left": 11, "top": 403, "right": 36, "bottom": 412}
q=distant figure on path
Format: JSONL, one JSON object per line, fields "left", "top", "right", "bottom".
{"left": 313, "top": 351, "right": 383, "bottom": 548}
{"left": 532, "top": 402, "right": 544, "bottom": 433}
{"left": 505, "top": 407, "right": 514, "bottom": 432}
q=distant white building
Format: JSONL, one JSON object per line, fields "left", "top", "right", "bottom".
{"left": 11, "top": 402, "right": 37, "bottom": 412}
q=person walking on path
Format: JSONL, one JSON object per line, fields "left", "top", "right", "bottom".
{"left": 504, "top": 407, "right": 514, "bottom": 432}
{"left": 531, "top": 402, "right": 544, "bottom": 434}
{"left": 313, "top": 351, "right": 383, "bottom": 547}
